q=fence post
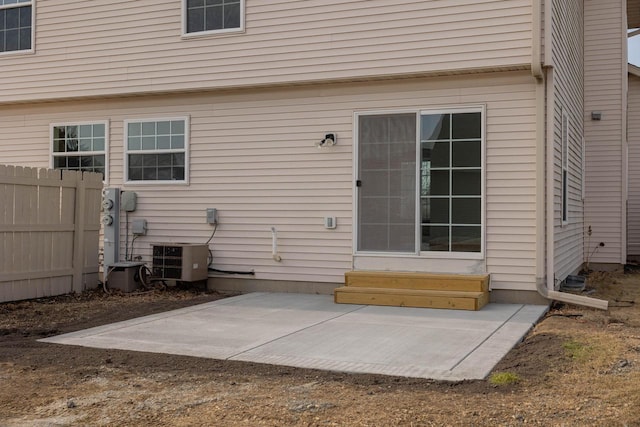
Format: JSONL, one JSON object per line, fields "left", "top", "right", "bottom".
{"left": 72, "top": 171, "right": 87, "bottom": 293}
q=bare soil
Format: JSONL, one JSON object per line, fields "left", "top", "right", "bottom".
{"left": 1, "top": 274, "right": 640, "bottom": 426}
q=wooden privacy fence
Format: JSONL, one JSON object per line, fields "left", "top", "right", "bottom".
{"left": 0, "top": 165, "right": 103, "bottom": 303}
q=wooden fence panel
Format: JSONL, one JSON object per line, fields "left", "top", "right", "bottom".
{"left": 0, "top": 165, "right": 102, "bottom": 302}
{"left": 83, "top": 185, "right": 102, "bottom": 280}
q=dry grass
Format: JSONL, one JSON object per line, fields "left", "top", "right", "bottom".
{"left": 528, "top": 271, "right": 640, "bottom": 423}
{"left": 2, "top": 272, "right": 640, "bottom": 425}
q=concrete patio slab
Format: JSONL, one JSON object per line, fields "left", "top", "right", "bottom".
{"left": 40, "top": 292, "right": 548, "bottom": 381}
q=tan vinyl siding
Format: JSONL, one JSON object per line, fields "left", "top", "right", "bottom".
{"left": 0, "top": 72, "right": 538, "bottom": 290}
{"left": 584, "top": 0, "right": 627, "bottom": 264}
{"left": 0, "top": 0, "right": 532, "bottom": 104}
{"left": 628, "top": 73, "right": 640, "bottom": 256}
{"left": 551, "top": 0, "right": 584, "bottom": 281}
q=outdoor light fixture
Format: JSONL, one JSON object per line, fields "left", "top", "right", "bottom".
{"left": 315, "top": 133, "right": 337, "bottom": 148}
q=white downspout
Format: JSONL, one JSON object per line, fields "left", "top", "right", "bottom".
{"left": 540, "top": 68, "right": 607, "bottom": 309}
{"left": 531, "top": 0, "right": 544, "bottom": 80}
{"left": 535, "top": 66, "right": 547, "bottom": 293}
{"left": 621, "top": 0, "right": 629, "bottom": 265}
{"left": 543, "top": 0, "right": 552, "bottom": 70}
{"left": 534, "top": 0, "right": 546, "bottom": 288}
{"left": 540, "top": 0, "right": 556, "bottom": 298}
{"left": 534, "top": 0, "right": 608, "bottom": 310}
{"left": 545, "top": 65, "right": 556, "bottom": 295}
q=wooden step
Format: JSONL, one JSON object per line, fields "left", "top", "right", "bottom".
{"left": 345, "top": 271, "right": 489, "bottom": 292}
{"left": 334, "top": 287, "right": 489, "bottom": 311}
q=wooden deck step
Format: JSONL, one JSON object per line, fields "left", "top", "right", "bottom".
{"left": 345, "top": 271, "right": 489, "bottom": 293}
{"left": 334, "top": 287, "right": 489, "bottom": 311}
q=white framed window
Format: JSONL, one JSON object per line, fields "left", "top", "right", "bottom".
{"left": 51, "top": 121, "right": 108, "bottom": 181}
{"left": 124, "top": 117, "right": 189, "bottom": 184}
{"left": 561, "top": 109, "right": 569, "bottom": 224}
{"left": 0, "top": 0, "right": 34, "bottom": 55}
{"left": 355, "top": 106, "right": 484, "bottom": 257}
{"left": 183, "top": 0, "right": 244, "bottom": 37}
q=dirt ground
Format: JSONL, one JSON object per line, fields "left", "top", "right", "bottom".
{"left": 1, "top": 274, "right": 640, "bottom": 427}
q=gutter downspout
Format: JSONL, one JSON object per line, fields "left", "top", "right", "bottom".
{"left": 621, "top": 0, "right": 629, "bottom": 265}
{"left": 534, "top": 0, "right": 547, "bottom": 298}
{"left": 543, "top": 0, "right": 555, "bottom": 300}
{"left": 534, "top": 0, "right": 608, "bottom": 310}
{"left": 531, "top": 0, "right": 544, "bottom": 81}
{"left": 545, "top": 63, "right": 556, "bottom": 295}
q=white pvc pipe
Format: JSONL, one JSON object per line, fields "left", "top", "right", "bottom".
{"left": 271, "top": 227, "right": 282, "bottom": 262}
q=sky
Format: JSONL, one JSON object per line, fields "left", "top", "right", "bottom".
{"left": 631, "top": 31, "right": 640, "bottom": 66}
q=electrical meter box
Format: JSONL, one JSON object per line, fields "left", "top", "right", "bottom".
{"left": 108, "top": 262, "right": 145, "bottom": 292}
{"left": 152, "top": 244, "right": 209, "bottom": 282}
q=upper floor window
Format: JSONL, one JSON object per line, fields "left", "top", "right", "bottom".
{"left": 125, "top": 118, "right": 189, "bottom": 184}
{"left": 184, "top": 0, "right": 244, "bottom": 36}
{"left": 51, "top": 122, "right": 108, "bottom": 181}
{"left": 0, "top": 0, "right": 33, "bottom": 54}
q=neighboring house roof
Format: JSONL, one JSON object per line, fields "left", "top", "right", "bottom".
{"left": 631, "top": 63, "right": 640, "bottom": 77}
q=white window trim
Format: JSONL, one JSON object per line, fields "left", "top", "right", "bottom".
{"left": 49, "top": 120, "right": 109, "bottom": 184}
{"left": 181, "top": 0, "right": 245, "bottom": 39}
{"left": 123, "top": 116, "right": 190, "bottom": 186}
{"left": 561, "top": 109, "right": 569, "bottom": 225}
{"left": 0, "top": 0, "right": 35, "bottom": 57}
{"left": 352, "top": 105, "right": 486, "bottom": 260}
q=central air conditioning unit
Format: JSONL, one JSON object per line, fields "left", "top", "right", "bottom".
{"left": 152, "top": 243, "right": 209, "bottom": 282}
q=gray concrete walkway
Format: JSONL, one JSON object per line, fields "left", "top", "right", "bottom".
{"left": 40, "top": 292, "right": 548, "bottom": 381}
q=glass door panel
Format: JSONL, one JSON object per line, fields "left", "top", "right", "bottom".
{"left": 357, "top": 113, "right": 417, "bottom": 252}
{"left": 420, "top": 111, "right": 482, "bottom": 253}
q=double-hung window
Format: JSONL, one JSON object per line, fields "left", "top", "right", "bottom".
{"left": 0, "top": 0, "right": 33, "bottom": 54}
{"left": 125, "top": 118, "right": 189, "bottom": 184}
{"left": 184, "top": 0, "right": 244, "bottom": 36}
{"left": 51, "top": 122, "right": 108, "bottom": 180}
{"left": 357, "top": 107, "right": 484, "bottom": 256}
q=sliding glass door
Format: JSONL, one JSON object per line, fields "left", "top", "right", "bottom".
{"left": 357, "top": 113, "right": 416, "bottom": 252}
{"left": 357, "top": 109, "right": 483, "bottom": 255}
